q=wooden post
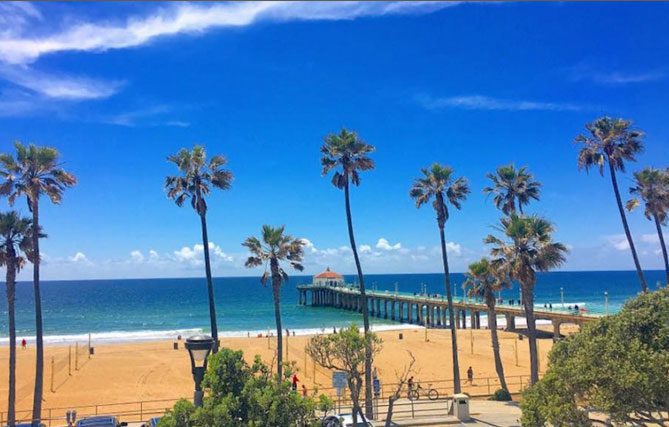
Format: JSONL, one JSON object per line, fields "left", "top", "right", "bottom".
{"left": 514, "top": 337, "right": 519, "bottom": 367}
{"left": 75, "top": 342, "right": 79, "bottom": 370}
{"left": 68, "top": 345, "right": 72, "bottom": 376}
{"left": 50, "top": 356, "right": 55, "bottom": 392}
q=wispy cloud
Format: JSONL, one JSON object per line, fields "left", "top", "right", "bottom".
{"left": 416, "top": 94, "right": 586, "bottom": 112}
{"left": 0, "top": 64, "right": 124, "bottom": 100}
{"left": 568, "top": 63, "right": 665, "bottom": 85}
{"left": 0, "top": 2, "right": 458, "bottom": 116}
{"left": 102, "top": 104, "right": 189, "bottom": 127}
{"left": 0, "top": 2, "right": 457, "bottom": 65}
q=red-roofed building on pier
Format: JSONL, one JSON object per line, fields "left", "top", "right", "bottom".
{"left": 313, "top": 267, "right": 344, "bottom": 287}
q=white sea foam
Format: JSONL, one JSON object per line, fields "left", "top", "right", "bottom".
{"left": 0, "top": 324, "right": 421, "bottom": 346}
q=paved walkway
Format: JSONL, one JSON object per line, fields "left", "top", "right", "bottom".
{"left": 384, "top": 399, "right": 522, "bottom": 426}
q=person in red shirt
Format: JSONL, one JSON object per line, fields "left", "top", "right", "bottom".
{"left": 292, "top": 373, "right": 299, "bottom": 391}
{"left": 21, "top": 338, "right": 27, "bottom": 349}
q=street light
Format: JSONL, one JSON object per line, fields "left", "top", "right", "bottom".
{"left": 185, "top": 334, "right": 215, "bottom": 407}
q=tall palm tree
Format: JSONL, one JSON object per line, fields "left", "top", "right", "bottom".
{"left": 575, "top": 117, "right": 647, "bottom": 292}
{"left": 463, "top": 258, "right": 510, "bottom": 392}
{"left": 483, "top": 164, "right": 541, "bottom": 215}
{"left": 0, "top": 211, "right": 36, "bottom": 427}
{"left": 165, "top": 146, "right": 232, "bottom": 351}
{"left": 243, "top": 225, "right": 305, "bottom": 380}
{"left": 320, "top": 128, "right": 375, "bottom": 418}
{"left": 410, "top": 163, "right": 469, "bottom": 393}
{"left": 485, "top": 215, "right": 567, "bottom": 385}
{"left": 0, "top": 142, "right": 76, "bottom": 425}
{"left": 627, "top": 167, "right": 669, "bottom": 285}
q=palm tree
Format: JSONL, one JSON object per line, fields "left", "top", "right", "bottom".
{"left": 0, "top": 142, "right": 76, "bottom": 425}
{"left": 575, "top": 117, "right": 647, "bottom": 292}
{"left": 627, "top": 167, "right": 669, "bottom": 285}
{"left": 485, "top": 215, "right": 567, "bottom": 384}
{"left": 165, "top": 146, "right": 232, "bottom": 352}
{"left": 243, "top": 225, "right": 305, "bottom": 380}
{"left": 0, "top": 211, "right": 36, "bottom": 427}
{"left": 483, "top": 164, "right": 541, "bottom": 215}
{"left": 410, "top": 163, "right": 469, "bottom": 393}
{"left": 320, "top": 128, "right": 375, "bottom": 418}
{"left": 463, "top": 258, "right": 510, "bottom": 392}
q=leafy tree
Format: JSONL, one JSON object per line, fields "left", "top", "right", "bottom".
{"left": 0, "top": 211, "right": 38, "bottom": 427}
{"left": 0, "top": 142, "right": 77, "bottom": 424}
{"left": 306, "top": 325, "right": 382, "bottom": 424}
{"left": 483, "top": 164, "right": 541, "bottom": 215}
{"left": 320, "top": 128, "right": 376, "bottom": 418}
{"left": 485, "top": 215, "right": 567, "bottom": 385}
{"left": 410, "top": 163, "right": 469, "bottom": 393}
{"left": 464, "top": 257, "right": 511, "bottom": 392}
{"left": 520, "top": 288, "right": 669, "bottom": 426}
{"left": 575, "top": 117, "right": 647, "bottom": 292}
{"left": 165, "top": 146, "right": 233, "bottom": 351}
{"left": 243, "top": 225, "right": 305, "bottom": 380}
{"left": 627, "top": 167, "right": 669, "bottom": 285}
{"left": 160, "top": 348, "right": 322, "bottom": 427}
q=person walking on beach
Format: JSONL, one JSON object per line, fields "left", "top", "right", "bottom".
{"left": 292, "top": 373, "right": 299, "bottom": 391}
{"left": 407, "top": 376, "right": 414, "bottom": 398}
{"left": 21, "top": 338, "right": 26, "bottom": 350}
{"left": 302, "top": 384, "right": 308, "bottom": 397}
{"left": 467, "top": 366, "right": 474, "bottom": 384}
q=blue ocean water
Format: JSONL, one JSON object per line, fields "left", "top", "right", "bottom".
{"left": 0, "top": 270, "right": 665, "bottom": 343}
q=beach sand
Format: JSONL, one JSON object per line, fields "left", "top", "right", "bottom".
{"left": 0, "top": 325, "right": 576, "bottom": 422}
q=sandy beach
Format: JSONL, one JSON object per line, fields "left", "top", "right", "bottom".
{"left": 0, "top": 325, "right": 573, "bottom": 422}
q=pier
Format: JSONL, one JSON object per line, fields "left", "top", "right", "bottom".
{"left": 297, "top": 284, "right": 602, "bottom": 338}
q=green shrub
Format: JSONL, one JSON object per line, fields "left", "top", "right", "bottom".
{"left": 489, "top": 388, "right": 512, "bottom": 401}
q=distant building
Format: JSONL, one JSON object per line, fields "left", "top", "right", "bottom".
{"left": 313, "top": 267, "right": 344, "bottom": 287}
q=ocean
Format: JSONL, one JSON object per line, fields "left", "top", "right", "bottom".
{"left": 0, "top": 270, "right": 665, "bottom": 345}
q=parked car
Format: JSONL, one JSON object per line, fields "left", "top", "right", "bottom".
{"left": 75, "top": 416, "right": 127, "bottom": 427}
{"left": 322, "top": 413, "right": 374, "bottom": 427}
{"left": 141, "top": 417, "right": 161, "bottom": 427}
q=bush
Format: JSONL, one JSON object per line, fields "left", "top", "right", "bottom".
{"left": 489, "top": 388, "right": 512, "bottom": 401}
{"left": 160, "top": 348, "right": 326, "bottom": 426}
{"left": 520, "top": 288, "right": 669, "bottom": 426}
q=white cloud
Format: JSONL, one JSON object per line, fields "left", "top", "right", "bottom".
{"left": 416, "top": 94, "right": 585, "bottom": 112}
{"left": 376, "top": 238, "right": 402, "bottom": 251}
{"left": 607, "top": 235, "right": 630, "bottom": 251}
{"left": 359, "top": 244, "right": 372, "bottom": 254}
{"left": 569, "top": 63, "right": 665, "bottom": 85}
{"left": 69, "top": 251, "right": 92, "bottom": 264}
{"left": 130, "top": 250, "right": 144, "bottom": 263}
{"left": 0, "top": 64, "right": 123, "bottom": 99}
{"left": 641, "top": 234, "right": 659, "bottom": 244}
{"left": 148, "top": 250, "right": 159, "bottom": 260}
{"left": 174, "top": 242, "right": 233, "bottom": 266}
{"left": 0, "top": 2, "right": 456, "bottom": 65}
{"left": 445, "top": 242, "right": 461, "bottom": 256}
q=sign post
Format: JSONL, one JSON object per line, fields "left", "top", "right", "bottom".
{"left": 332, "top": 371, "right": 347, "bottom": 413}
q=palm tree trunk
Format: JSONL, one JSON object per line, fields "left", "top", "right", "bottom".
{"left": 271, "top": 259, "right": 283, "bottom": 381}
{"left": 521, "top": 285, "right": 539, "bottom": 385}
{"left": 199, "top": 213, "right": 219, "bottom": 351}
{"left": 608, "top": 161, "right": 647, "bottom": 292}
{"left": 344, "top": 180, "right": 373, "bottom": 419}
{"left": 653, "top": 214, "right": 669, "bottom": 286}
{"left": 439, "top": 224, "right": 461, "bottom": 394}
{"left": 487, "top": 302, "right": 507, "bottom": 392}
{"left": 31, "top": 201, "right": 44, "bottom": 427}
{"left": 6, "top": 253, "right": 17, "bottom": 427}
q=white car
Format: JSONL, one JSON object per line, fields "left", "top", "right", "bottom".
{"left": 322, "top": 413, "right": 374, "bottom": 427}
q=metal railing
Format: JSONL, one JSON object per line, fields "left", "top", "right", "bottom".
{"left": 1, "top": 397, "right": 181, "bottom": 426}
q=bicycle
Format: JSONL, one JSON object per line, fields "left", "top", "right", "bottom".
{"left": 407, "top": 382, "right": 439, "bottom": 401}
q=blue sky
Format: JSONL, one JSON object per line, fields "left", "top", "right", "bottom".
{"left": 0, "top": 1, "right": 668, "bottom": 280}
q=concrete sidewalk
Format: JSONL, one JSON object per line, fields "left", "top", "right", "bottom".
{"left": 385, "top": 399, "right": 522, "bottom": 426}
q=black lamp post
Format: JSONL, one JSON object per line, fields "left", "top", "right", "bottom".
{"left": 185, "top": 334, "right": 215, "bottom": 407}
